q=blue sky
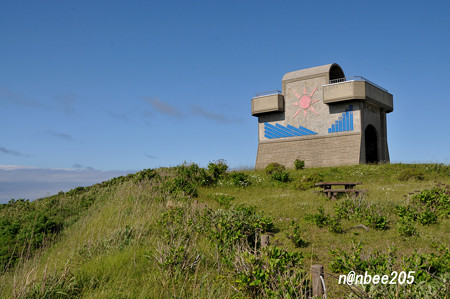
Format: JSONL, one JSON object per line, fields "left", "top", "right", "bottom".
{"left": 1, "top": 0, "right": 449, "bottom": 202}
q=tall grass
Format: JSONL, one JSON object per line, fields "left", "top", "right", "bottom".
{"left": 0, "top": 163, "right": 448, "bottom": 298}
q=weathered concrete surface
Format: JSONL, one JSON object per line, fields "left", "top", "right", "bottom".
{"left": 323, "top": 81, "right": 393, "bottom": 112}
{"left": 252, "top": 63, "right": 392, "bottom": 168}
{"left": 255, "top": 132, "right": 361, "bottom": 169}
{"left": 251, "top": 94, "right": 284, "bottom": 115}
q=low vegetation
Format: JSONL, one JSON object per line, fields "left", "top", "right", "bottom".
{"left": 0, "top": 162, "right": 449, "bottom": 298}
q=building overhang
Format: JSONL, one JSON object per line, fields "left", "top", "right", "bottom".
{"left": 251, "top": 93, "right": 284, "bottom": 116}
{"left": 323, "top": 80, "right": 393, "bottom": 113}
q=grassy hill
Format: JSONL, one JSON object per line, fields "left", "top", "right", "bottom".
{"left": 0, "top": 162, "right": 449, "bottom": 298}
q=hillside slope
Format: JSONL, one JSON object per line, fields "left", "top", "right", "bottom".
{"left": 0, "top": 162, "right": 449, "bottom": 298}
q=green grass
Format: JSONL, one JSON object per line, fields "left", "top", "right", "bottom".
{"left": 0, "top": 163, "right": 449, "bottom": 298}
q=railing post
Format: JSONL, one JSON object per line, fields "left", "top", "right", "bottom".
{"left": 311, "top": 264, "right": 324, "bottom": 297}
{"left": 260, "top": 234, "right": 270, "bottom": 247}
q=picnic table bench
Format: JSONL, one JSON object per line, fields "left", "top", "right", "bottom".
{"left": 314, "top": 182, "right": 368, "bottom": 200}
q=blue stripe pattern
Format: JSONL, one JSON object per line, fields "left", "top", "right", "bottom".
{"left": 264, "top": 123, "right": 318, "bottom": 139}
{"left": 328, "top": 105, "right": 354, "bottom": 133}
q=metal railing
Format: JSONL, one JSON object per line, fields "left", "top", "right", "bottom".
{"left": 328, "top": 76, "right": 388, "bottom": 93}
{"left": 254, "top": 90, "right": 281, "bottom": 97}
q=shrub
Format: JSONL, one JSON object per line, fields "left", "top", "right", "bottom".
{"left": 424, "top": 163, "right": 450, "bottom": 176}
{"left": 395, "top": 205, "right": 418, "bottom": 221}
{"left": 417, "top": 209, "right": 438, "bottom": 225}
{"left": 201, "top": 205, "right": 275, "bottom": 256}
{"left": 213, "top": 194, "right": 235, "bottom": 207}
{"left": 305, "top": 207, "right": 329, "bottom": 228}
{"left": 230, "top": 172, "right": 252, "bottom": 187}
{"left": 327, "top": 217, "right": 344, "bottom": 234}
{"left": 0, "top": 191, "right": 99, "bottom": 273}
{"left": 329, "top": 241, "right": 397, "bottom": 274}
{"left": 294, "top": 159, "right": 305, "bottom": 170}
{"left": 166, "top": 162, "right": 216, "bottom": 196}
{"left": 397, "top": 218, "right": 418, "bottom": 237}
{"left": 295, "top": 173, "right": 323, "bottom": 190}
{"left": 234, "top": 246, "right": 309, "bottom": 298}
{"left": 329, "top": 242, "right": 449, "bottom": 298}
{"left": 397, "top": 168, "right": 425, "bottom": 181}
{"left": 365, "top": 214, "right": 388, "bottom": 230}
{"left": 286, "top": 222, "right": 308, "bottom": 248}
{"left": 207, "top": 159, "right": 228, "bottom": 181}
{"left": 402, "top": 244, "right": 450, "bottom": 281}
{"left": 412, "top": 187, "right": 449, "bottom": 213}
{"left": 334, "top": 198, "right": 366, "bottom": 220}
{"left": 396, "top": 187, "right": 448, "bottom": 228}
{"left": 264, "top": 163, "right": 285, "bottom": 175}
{"left": 270, "top": 171, "right": 290, "bottom": 182}
{"left": 265, "top": 163, "right": 290, "bottom": 182}
{"left": 133, "top": 168, "right": 159, "bottom": 183}
{"left": 334, "top": 198, "right": 389, "bottom": 230}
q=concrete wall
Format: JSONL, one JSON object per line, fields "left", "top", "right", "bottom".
{"left": 360, "top": 102, "right": 390, "bottom": 163}
{"left": 258, "top": 76, "right": 361, "bottom": 141}
{"left": 253, "top": 63, "right": 391, "bottom": 169}
{"left": 255, "top": 132, "right": 361, "bottom": 169}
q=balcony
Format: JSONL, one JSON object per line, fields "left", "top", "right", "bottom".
{"left": 323, "top": 77, "right": 393, "bottom": 112}
{"left": 251, "top": 90, "right": 284, "bottom": 116}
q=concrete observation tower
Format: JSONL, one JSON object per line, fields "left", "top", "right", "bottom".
{"left": 251, "top": 63, "right": 393, "bottom": 169}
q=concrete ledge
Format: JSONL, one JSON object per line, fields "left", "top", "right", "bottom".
{"left": 251, "top": 94, "right": 284, "bottom": 116}
{"left": 323, "top": 81, "right": 393, "bottom": 112}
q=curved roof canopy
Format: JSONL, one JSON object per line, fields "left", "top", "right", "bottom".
{"left": 282, "top": 63, "right": 345, "bottom": 82}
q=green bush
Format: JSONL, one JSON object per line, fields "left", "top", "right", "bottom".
{"left": 329, "top": 241, "right": 396, "bottom": 274}
{"left": 329, "top": 242, "right": 450, "bottom": 298}
{"left": 417, "top": 209, "right": 438, "bottom": 225}
{"left": 365, "top": 214, "right": 388, "bottom": 230}
{"left": 0, "top": 191, "right": 99, "bottom": 273}
{"left": 412, "top": 187, "right": 449, "bottom": 214}
{"left": 167, "top": 162, "right": 211, "bottom": 196}
{"left": 334, "top": 198, "right": 389, "bottom": 230}
{"left": 402, "top": 244, "right": 450, "bottom": 281}
{"left": 295, "top": 173, "right": 323, "bottom": 191}
{"left": 270, "top": 171, "right": 290, "bottom": 182}
{"left": 265, "top": 163, "right": 290, "bottom": 182}
{"left": 327, "top": 217, "right": 344, "bottom": 234}
{"left": 207, "top": 159, "right": 228, "bottom": 182}
{"left": 264, "top": 163, "right": 285, "bottom": 175}
{"left": 396, "top": 187, "right": 448, "bottom": 228}
{"left": 133, "top": 168, "right": 159, "bottom": 183}
{"left": 395, "top": 204, "right": 418, "bottom": 221}
{"left": 305, "top": 207, "right": 329, "bottom": 228}
{"left": 286, "top": 222, "right": 308, "bottom": 248}
{"left": 230, "top": 172, "right": 252, "bottom": 187}
{"left": 201, "top": 205, "right": 275, "bottom": 256}
{"left": 234, "top": 246, "right": 309, "bottom": 298}
{"left": 397, "top": 168, "right": 425, "bottom": 181}
{"left": 213, "top": 194, "right": 235, "bottom": 207}
{"left": 334, "top": 198, "right": 366, "bottom": 220}
{"left": 397, "top": 218, "right": 418, "bottom": 237}
{"left": 294, "top": 159, "right": 305, "bottom": 170}
{"left": 424, "top": 163, "right": 450, "bottom": 176}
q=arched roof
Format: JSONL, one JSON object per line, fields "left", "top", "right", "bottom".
{"left": 282, "top": 63, "right": 345, "bottom": 82}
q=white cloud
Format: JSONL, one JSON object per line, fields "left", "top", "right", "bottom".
{"left": 0, "top": 165, "right": 134, "bottom": 203}
{"left": 0, "top": 164, "right": 39, "bottom": 171}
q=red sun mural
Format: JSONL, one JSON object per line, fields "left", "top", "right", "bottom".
{"left": 292, "top": 85, "right": 319, "bottom": 119}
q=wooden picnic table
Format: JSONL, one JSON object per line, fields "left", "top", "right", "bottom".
{"left": 315, "top": 182, "right": 362, "bottom": 190}
{"left": 314, "top": 182, "right": 367, "bottom": 200}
